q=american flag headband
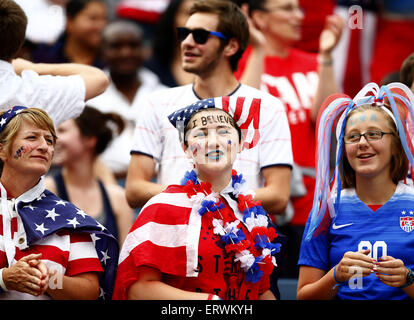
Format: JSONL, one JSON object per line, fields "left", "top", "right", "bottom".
{"left": 305, "top": 82, "right": 414, "bottom": 241}
{"left": 0, "top": 106, "right": 28, "bottom": 135}
{"left": 168, "top": 96, "right": 262, "bottom": 150}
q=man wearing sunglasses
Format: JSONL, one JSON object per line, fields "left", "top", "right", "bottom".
{"left": 126, "top": 0, "right": 293, "bottom": 229}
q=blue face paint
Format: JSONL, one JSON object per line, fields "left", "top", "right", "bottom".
{"left": 359, "top": 114, "right": 367, "bottom": 122}
{"left": 370, "top": 113, "right": 378, "bottom": 122}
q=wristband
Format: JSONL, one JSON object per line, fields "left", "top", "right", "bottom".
{"left": 0, "top": 268, "right": 8, "bottom": 292}
{"left": 317, "top": 54, "right": 333, "bottom": 66}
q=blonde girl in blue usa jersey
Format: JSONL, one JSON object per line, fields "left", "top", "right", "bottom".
{"left": 297, "top": 82, "right": 414, "bottom": 300}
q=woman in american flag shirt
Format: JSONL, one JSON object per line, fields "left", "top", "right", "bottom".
{"left": 113, "top": 98, "right": 283, "bottom": 300}
{"left": 0, "top": 106, "right": 118, "bottom": 300}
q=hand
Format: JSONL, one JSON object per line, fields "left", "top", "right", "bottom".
{"left": 375, "top": 256, "right": 409, "bottom": 288}
{"left": 28, "top": 258, "right": 50, "bottom": 295}
{"left": 319, "top": 14, "right": 344, "bottom": 55}
{"left": 3, "top": 253, "right": 48, "bottom": 296}
{"left": 240, "top": 3, "right": 266, "bottom": 49}
{"left": 335, "top": 249, "right": 375, "bottom": 282}
{"left": 11, "top": 58, "right": 36, "bottom": 75}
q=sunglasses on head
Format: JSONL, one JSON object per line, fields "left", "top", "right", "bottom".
{"left": 176, "top": 27, "right": 229, "bottom": 44}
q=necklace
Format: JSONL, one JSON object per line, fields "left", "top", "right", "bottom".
{"left": 181, "top": 169, "right": 281, "bottom": 284}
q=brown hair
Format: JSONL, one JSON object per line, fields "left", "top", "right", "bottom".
{"left": 0, "top": 0, "right": 28, "bottom": 61}
{"left": 190, "top": 0, "right": 249, "bottom": 71}
{"left": 74, "top": 106, "right": 125, "bottom": 156}
{"left": 341, "top": 104, "right": 409, "bottom": 188}
{"left": 400, "top": 52, "right": 414, "bottom": 88}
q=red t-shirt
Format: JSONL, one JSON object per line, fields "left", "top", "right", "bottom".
{"left": 236, "top": 46, "right": 318, "bottom": 225}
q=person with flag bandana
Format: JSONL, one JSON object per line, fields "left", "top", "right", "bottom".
{"left": 297, "top": 82, "right": 414, "bottom": 299}
{"left": 113, "top": 98, "right": 283, "bottom": 300}
{"left": 125, "top": 0, "right": 293, "bottom": 217}
{"left": 0, "top": 106, "right": 118, "bottom": 300}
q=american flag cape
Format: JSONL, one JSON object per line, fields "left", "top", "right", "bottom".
{"left": 113, "top": 185, "right": 201, "bottom": 299}
{"left": 7, "top": 184, "right": 119, "bottom": 300}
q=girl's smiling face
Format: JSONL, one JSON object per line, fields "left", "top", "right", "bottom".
{"left": 344, "top": 109, "right": 394, "bottom": 182}
{"left": 184, "top": 109, "right": 242, "bottom": 176}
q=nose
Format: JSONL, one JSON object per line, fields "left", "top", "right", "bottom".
{"left": 357, "top": 134, "right": 369, "bottom": 147}
{"left": 181, "top": 32, "right": 196, "bottom": 47}
{"left": 206, "top": 130, "right": 221, "bottom": 147}
{"left": 37, "top": 137, "right": 51, "bottom": 152}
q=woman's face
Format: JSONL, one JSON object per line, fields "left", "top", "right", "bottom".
{"left": 66, "top": 1, "right": 107, "bottom": 49}
{"left": 344, "top": 109, "right": 394, "bottom": 182}
{"left": 1, "top": 120, "right": 54, "bottom": 177}
{"left": 253, "top": 0, "right": 304, "bottom": 45}
{"left": 53, "top": 119, "right": 85, "bottom": 165}
{"left": 184, "top": 109, "right": 241, "bottom": 176}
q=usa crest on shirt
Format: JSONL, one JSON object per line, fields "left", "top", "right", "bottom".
{"left": 400, "top": 210, "right": 414, "bottom": 233}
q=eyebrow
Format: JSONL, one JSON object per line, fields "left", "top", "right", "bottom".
{"left": 191, "top": 124, "right": 233, "bottom": 130}
{"left": 23, "top": 130, "right": 53, "bottom": 138}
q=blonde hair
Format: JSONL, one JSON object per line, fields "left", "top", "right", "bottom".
{"left": 0, "top": 108, "right": 57, "bottom": 158}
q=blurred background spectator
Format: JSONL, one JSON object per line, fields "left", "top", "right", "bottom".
{"left": 87, "top": 20, "right": 166, "bottom": 181}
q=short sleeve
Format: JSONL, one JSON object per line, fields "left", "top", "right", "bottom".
{"left": 66, "top": 232, "right": 103, "bottom": 276}
{"left": 19, "top": 70, "right": 85, "bottom": 126}
{"left": 130, "top": 93, "right": 163, "bottom": 160}
{"left": 258, "top": 96, "right": 293, "bottom": 169}
{"left": 297, "top": 213, "right": 330, "bottom": 271}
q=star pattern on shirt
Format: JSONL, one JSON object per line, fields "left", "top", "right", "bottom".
{"left": 35, "top": 223, "right": 49, "bottom": 235}
{"left": 45, "top": 208, "right": 60, "bottom": 221}
{"left": 54, "top": 199, "right": 67, "bottom": 206}
{"left": 100, "top": 249, "right": 111, "bottom": 265}
{"left": 16, "top": 189, "right": 118, "bottom": 300}
{"left": 66, "top": 217, "right": 80, "bottom": 228}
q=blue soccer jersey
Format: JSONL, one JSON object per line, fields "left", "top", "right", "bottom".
{"left": 299, "top": 182, "right": 414, "bottom": 299}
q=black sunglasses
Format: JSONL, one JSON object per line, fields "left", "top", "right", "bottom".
{"left": 176, "top": 27, "right": 229, "bottom": 44}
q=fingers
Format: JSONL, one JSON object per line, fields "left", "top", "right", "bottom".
{"left": 336, "top": 250, "right": 375, "bottom": 281}
{"left": 374, "top": 256, "right": 407, "bottom": 287}
{"left": 20, "top": 253, "right": 42, "bottom": 262}
{"left": 319, "top": 14, "right": 344, "bottom": 53}
{"left": 3, "top": 253, "right": 50, "bottom": 296}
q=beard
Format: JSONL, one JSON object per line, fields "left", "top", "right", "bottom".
{"left": 182, "top": 46, "right": 225, "bottom": 77}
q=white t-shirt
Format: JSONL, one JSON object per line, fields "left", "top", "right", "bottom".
{"left": 87, "top": 68, "right": 166, "bottom": 174}
{"left": 0, "top": 60, "right": 85, "bottom": 127}
{"left": 131, "top": 83, "right": 293, "bottom": 190}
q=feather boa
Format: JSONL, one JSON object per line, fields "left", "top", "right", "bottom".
{"left": 181, "top": 169, "right": 281, "bottom": 284}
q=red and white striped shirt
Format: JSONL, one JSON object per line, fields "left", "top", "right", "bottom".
{"left": 0, "top": 199, "right": 102, "bottom": 300}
